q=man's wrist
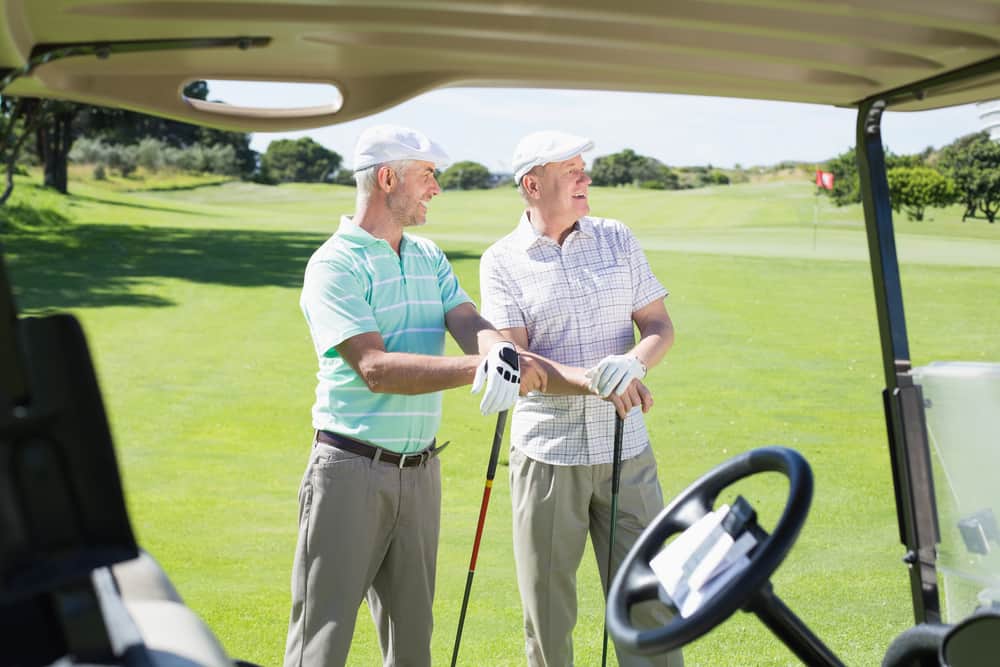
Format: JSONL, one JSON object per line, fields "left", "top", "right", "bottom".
{"left": 629, "top": 354, "right": 647, "bottom": 377}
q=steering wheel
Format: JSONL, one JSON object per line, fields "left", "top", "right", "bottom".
{"left": 606, "top": 446, "right": 813, "bottom": 656}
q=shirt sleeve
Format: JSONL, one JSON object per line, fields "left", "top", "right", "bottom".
{"left": 625, "top": 227, "right": 668, "bottom": 311}
{"left": 433, "top": 243, "right": 474, "bottom": 313}
{"left": 300, "top": 258, "right": 379, "bottom": 357}
{"left": 479, "top": 245, "right": 526, "bottom": 330}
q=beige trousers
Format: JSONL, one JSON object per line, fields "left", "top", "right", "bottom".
{"left": 283, "top": 440, "right": 441, "bottom": 667}
{"left": 510, "top": 446, "right": 684, "bottom": 667}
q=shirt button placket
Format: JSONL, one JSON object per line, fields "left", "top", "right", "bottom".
{"left": 564, "top": 237, "right": 593, "bottom": 465}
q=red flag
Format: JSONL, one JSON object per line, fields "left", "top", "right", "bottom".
{"left": 815, "top": 170, "right": 835, "bottom": 190}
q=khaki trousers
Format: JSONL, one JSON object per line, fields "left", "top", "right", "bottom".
{"left": 283, "top": 440, "right": 441, "bottom": 667}
{"left": 510, "top": 446, "right": 684, "bottom": 667}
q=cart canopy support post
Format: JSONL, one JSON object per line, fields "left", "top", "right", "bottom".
{"left": 856, "top": 99, "right": 940, "bottom": 624}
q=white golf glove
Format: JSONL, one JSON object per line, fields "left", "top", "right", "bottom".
{"left": 586, "top": 354, "right": 646, "bottom": 398}
{"left": 471, "top": 341, "right": 520, "bottom": 416}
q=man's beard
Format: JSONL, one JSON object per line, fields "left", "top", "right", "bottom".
{"left": 387, "top": 193, "right": 426, "bottom": 227}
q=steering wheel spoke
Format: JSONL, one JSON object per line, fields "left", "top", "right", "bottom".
{"left": 622, "top": 563, "right": 670, "bottom": 607}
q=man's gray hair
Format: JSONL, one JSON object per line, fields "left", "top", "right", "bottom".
{"left": 355, "top": 159, "right": 415, "bottom": 207}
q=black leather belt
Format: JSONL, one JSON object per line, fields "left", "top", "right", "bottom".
{"left": 315, "top": 430, "right": 447, "bottom": 468}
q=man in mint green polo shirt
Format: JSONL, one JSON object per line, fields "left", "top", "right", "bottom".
{"left": 283, "top": 125, "right": 542, "bottom": 667}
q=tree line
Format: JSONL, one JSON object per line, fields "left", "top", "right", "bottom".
{"left": 820, "top": 132, "right": 1000, "bottom": 222}
{"left": 0, "top": 81, "right": 353, "bottom": 203}
{"left": 2, "top": 88, "right": 741, "bottom": 205}
{"left": 5, "top": 88, "right": 996, "bottom": 220}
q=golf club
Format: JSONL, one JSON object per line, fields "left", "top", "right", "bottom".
{"left": 450, "top": 409, "right": 508, "bottom": 667}
{"left": 601, "top": 412, "right": 625, "bottom": 667}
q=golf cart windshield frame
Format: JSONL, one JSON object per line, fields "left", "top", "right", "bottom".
{"left": 858, "top": 54, "right": 1000, "bottom": 625}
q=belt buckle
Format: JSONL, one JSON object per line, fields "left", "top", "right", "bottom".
{"left": 398, "top": 449, "right": 432, "bottom": 468}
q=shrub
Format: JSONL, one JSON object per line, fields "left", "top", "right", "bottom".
{"left": 329, "top": 169, "right": 356, "bottom": 186}
{"left": 261, "top": 137, "right": 342, "bottom": 183}
{"left": 439, "top": 161, "right": 491, "bottom": 190}
{"left": 69, "top": 137, "right": 110, "bottom": 165}
{"left": 136, "top": 137, "right": 165, "bottom": 172}
{"left": 202, "top": 144, "right": 239, "bottom": 176}
{"left": 887, "top": 166, "right": 957, "bottom": 221}
{"left": 106, "top": 144, "right": 138, "bottom": 176}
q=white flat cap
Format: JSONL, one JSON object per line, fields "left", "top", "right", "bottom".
{"left": 512, "top": 130, "right": 594, "bottom": 184}
{"left": 353, "top": 124, "right": 451, "bottom": 172}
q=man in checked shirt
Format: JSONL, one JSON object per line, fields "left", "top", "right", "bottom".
{"left": 480, "top": 130, "right": 682, "bottom": 667}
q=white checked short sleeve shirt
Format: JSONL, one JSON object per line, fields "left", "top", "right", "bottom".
{"left": 480, "top": 213, "right": 668, "bottom": 466}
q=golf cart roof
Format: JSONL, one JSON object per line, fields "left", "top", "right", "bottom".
{"left": 2, "top": 0, "right": 999, "bottom": 132}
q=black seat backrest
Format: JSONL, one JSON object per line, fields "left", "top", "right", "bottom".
{"left": 1, "top": 255, "right": 138, "bottom": 664}
{"left": 1, "top": 313, "right": 138, "bottom": 600}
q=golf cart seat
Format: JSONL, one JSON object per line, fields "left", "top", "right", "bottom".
{"left": 881, "top": 610, "right": 1000, "bottom": 667}
{"left": 0, "top": 312, "right": 241, "bottom": 667}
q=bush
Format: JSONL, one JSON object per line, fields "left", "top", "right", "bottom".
{"left": 93, "top": 164, "right": 107, "bottom": 180}
{"left": 937, "top": 131, "right": 1000, "bottom": 222}
{"left": 70, "top": 136, "right": 241, "bottom": 176}
{"left": 172, "top": 144, "right": 205, "bottom": 173}
{"left": 821, "top": 146, "right": 928, "bottom": 207}
{"left": 591, "top": 148, "right": 676, "bottom": 188}
{"left": 203, "top": 144, "right": 239, "bottom": 176}
{"left": 71, "top": 139, "right": 138, "bottom": 176}
{"left": 69, "top": 137, "right": 110, "bottom": 165}
{"left": 251, "top": 161, "right": 278, "bottom": 185}
{"left": 106, "top": 144, "right": 138, "bottom": 177}
{"left": 710, "top": 170, "right": 730, "bottom": 185}
{"left": 887, "top": 166, "right": 957, "bottom": 221}
{"left": 329, "top": 169, "right": 356, "bottom": 186}
{"left": 261, "top": 137, "right": 342, "bottom": 183}
{"left": 136, "top": 137, "right": 165, "bottom": 172}
{"left": 439, "top": 161, "right": 491, "bottom": 190}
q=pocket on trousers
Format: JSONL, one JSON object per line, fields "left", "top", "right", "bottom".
{"left": 311, "top": 442, "right": 368, "bottom": 470}
{"left": 297, "top": 472, "right": 313, "bottom": 529}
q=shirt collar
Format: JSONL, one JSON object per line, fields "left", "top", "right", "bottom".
{"left": 513, "top": 211, "right": 594, "bottom": 249}
{"left": 335, "top": 215, "right": 385, "bottom": 249}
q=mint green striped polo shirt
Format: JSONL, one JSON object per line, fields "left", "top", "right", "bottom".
{"left": 300, "top": 216, "right": 472, "bottom": 453}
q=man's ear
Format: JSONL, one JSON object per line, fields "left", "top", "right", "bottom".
{"left": 522, "top": 174, "right": 541, "bottom": 199}
{"left": 377, "top": 165, "right": 395, "bottom": 192}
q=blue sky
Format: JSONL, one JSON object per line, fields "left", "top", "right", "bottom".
{"left": 208, "top": 82, "right": 985, "bottom": 172}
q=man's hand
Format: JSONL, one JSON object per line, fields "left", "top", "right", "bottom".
{"left": 518, "top": 355, "right": 548, "bottom": 395}
{"left": 586, "top": 354, "right": 646, "bottom": 397}
{"left": 606, "top": 379, "right": 654, "bottom": 419}
{"left": 471, "top": 341, "right": 521, "bottom": 415}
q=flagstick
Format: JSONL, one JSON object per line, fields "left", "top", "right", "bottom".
{"left": 813, "top": 190, "right": 819, "bottom": 251}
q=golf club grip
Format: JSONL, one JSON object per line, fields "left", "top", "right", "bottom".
{"left": 485, "top": 410, "right": 507, "bottom": 480}
{"left": 611, "top": 413, "right": 624, "bottom": 494}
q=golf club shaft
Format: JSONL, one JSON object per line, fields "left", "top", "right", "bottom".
{"left": 601, "top": 413, "right": 625, "bottom": 667}
{"left": 451, "top": 410, "right": 508, "bottom": 667}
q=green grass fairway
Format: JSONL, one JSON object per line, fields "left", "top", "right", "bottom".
{"left": 3, "top": 176, "right": 999, "bottom": 666}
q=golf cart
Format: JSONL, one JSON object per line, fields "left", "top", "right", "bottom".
{"left": 1, "top": 1, "right": 998, "bottom": 665}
